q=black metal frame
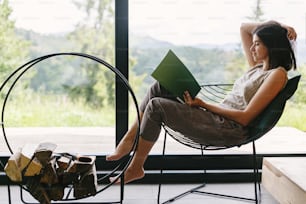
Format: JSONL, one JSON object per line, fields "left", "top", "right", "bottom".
{"left": 115, "top": 0, "right": 129, "bottom": 146}
{"left": 157, "top": 75, "right": 301, "bottom": 204}
{"left": 0, "top": 53, "right": 140, "bottom": 204}
{"left": 157, "top": 130, "right": 261, "bottom": 204}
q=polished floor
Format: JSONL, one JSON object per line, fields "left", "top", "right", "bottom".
{"left": 0, "top": 183, "right": 279, "bottom": 204}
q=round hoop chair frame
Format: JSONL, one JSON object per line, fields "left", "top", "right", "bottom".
{"left": 0, "top": 52, "right": 140, "bottom": 204}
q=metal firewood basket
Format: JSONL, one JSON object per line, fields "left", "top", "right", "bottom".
{"left": 0, "top": 53, "right": 140, "bottom": 204}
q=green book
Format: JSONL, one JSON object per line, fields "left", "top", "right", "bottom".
{"left": 151, "top": 50, "right": 201, "bottom": 102}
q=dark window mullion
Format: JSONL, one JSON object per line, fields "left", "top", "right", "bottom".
{"left": 115, "top": 0, "right": 129, "bottom": 146}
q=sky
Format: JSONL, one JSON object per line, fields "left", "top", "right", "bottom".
{"left": 130, "top": 0, "right": 306, "bottom": 45}
{"left": 9, "top": 0, "right": 83, "bottom": 34}
{"left": 8, "top": 0, "right": 306, "bottom": 45}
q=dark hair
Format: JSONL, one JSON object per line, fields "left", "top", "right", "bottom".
{"left": 253, "top": 22, "right": 297, "bottom": 71}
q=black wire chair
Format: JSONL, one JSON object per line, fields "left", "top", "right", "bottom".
{"left": 157, "top": 75, "right": 301, "bottom": 204}
{"left": 0, "top": 53, "right": 141, "bottom": 204}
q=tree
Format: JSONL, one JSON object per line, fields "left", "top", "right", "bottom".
{"left": 66, "top": 0, "right": 115, "bottom": 108}
{"left": 224, "top": 45, "right": 248, "bottom": 82}
{"left": 225, "top": 0, "right": 265, "bottom": 81}
{"left": 247, "top": 0, "right": 265, "bottom": 22}
{"left": 0, "top": 0, "right": 29, "bottom": 84}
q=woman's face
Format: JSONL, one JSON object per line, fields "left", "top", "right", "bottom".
{"left": 250, "top": 34, "right": 269, "bottom": 63}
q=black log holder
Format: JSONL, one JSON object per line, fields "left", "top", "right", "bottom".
{"left": 0, "top": 53, "right": 141, "bottom": 204}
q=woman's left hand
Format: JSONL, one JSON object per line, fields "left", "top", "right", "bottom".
{"left": 183, "top": 91, "right": 202, "bottom": 107}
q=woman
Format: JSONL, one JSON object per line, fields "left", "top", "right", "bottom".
{"left": 107, "top": 21, "right": 297, "bottom": 184}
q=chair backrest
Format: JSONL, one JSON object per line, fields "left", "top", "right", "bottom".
{"left": 244, "top": 74, "right": 301, "bottom": 144}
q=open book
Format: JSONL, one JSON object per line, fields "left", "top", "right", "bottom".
{"left": 151, "top": 50, "right": 201, "bottom": 102}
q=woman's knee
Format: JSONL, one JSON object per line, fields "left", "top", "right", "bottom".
{"left": 146, "top": 97, "right": 179, "bottom": 121}
{"left": 146, "top": 98, "right": 162, "bottom": 114}
{"left": 147, "top": 82, "right": 161, "bottom": 97}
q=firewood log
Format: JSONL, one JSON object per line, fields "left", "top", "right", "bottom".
{"left": 40, "top": 158, "right": 58, "bottom": 185}
{"left": 4, "top": 150, "right": 22, "bottom": 182}
{"left": 73, "top": 163, "right": 98, "bottom": 199}
{"left": 34, "top": 142, "right": 57, "bottom": 165}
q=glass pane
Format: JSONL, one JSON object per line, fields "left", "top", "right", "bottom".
{"left": 0, "top": 0, "right": 116, "bottom": 155}
{"left": 129, "top": 0, "right": 306, "bottom": 155}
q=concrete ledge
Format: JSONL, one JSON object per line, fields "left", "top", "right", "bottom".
{"left": 262, "top": 157, "right": 306, "bottom": 204}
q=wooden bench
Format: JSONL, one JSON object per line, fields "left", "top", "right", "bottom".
{"left": 262, "top": 157, "right": 306, "bottom": 204}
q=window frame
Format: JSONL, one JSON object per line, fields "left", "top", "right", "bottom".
{"left": 1, "top": 0, "right": 306, "bottom": 186}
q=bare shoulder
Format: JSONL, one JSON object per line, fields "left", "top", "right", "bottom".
{"left": 263, "top": 67, "right": 288, "bottom": 95}
{"left": 273, "top": 66, "right": 288, "bottom": 75}
{"left": 265, "top": 67, "right": 288, "bottom": 89}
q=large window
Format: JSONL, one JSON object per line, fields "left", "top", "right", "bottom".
{"left": 1, "top": 0, "right": 305, "bottom": 184}
{"left": 129, "top": 0, "right": 306, "bottom": 155}
{"left": 0, "top": 0, "right": 117, "bottom": 155}
{"left": 2, "top": 0, "right": 305, "bottom": 156}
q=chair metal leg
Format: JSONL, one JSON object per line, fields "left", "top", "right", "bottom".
{"left": 161, "top": 183, "right": 206, "bottom": 204}
{"left": 158, "top": 132, "right": 207, "bottom": 204}
{"left": 252, "top": 141, "right": 261, "bottom": 204}
{"left": 157, "top": 130, "right": 168, "bottom": 204}
{"left": 158, "top": 131, "right": 261, "bottom": 203}
{"left": 189, "top": 141, "right": 261, "bottom": 203}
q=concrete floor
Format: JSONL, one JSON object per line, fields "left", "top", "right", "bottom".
{"left": 0, "top": 183, "right": 279, "bottom": 204}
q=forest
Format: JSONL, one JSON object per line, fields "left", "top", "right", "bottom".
{"left": 0, "top": 0, "right": 305, "bottom": 130}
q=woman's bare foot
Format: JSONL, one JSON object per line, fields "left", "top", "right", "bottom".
{"left": 107, "top": 113, "right": 143, "bottom": 161}
{"left": 109, "top": 166, "right": 145, "bottom": 184}
{"left": 106, "top": 139, "right": 134, "bottom": 161}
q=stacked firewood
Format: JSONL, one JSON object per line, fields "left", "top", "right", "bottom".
{"left": 4, "top": 142, "right": 98, "bottom": 204}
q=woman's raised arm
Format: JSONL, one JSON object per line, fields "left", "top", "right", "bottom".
{"left": 240, "top": 21, "right": 297, "bottom": 69}
{"left": 240, "top": 22, "right": 260, "bottom": 68}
